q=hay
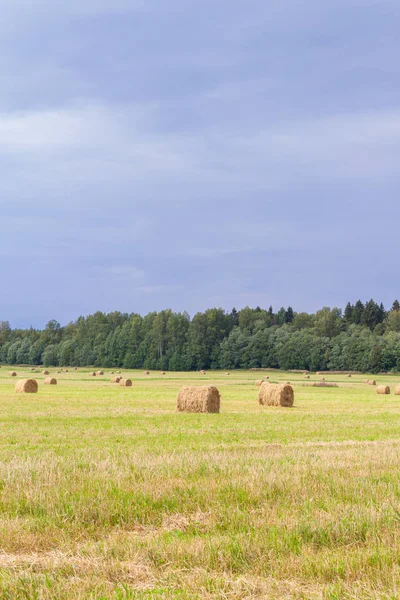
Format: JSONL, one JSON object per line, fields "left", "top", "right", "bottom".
{"left": 9, "top": 372, "right": 17, "bottom": 377}
{"left": 144, "top": 371, "right": 150, "bottom": 375}
{"left": 44, "top": 378, "right": 57, "bottom": 385}
{"left": 305, "top": 375, "right": 310, "bottom": 379}
{"left": 96, "top": 371, "right": 104, "bottom": 376}
{"left": 15, "top": 379, "right": 38, "bottom": 394}
{"left": 110, "top": 377, "right": 122, "bottom": 383}
{"left": 348, "top": 374, "right": 352, "bottom": 377}
{"left": 226, "top": 372, "right": 230, "bottom": 375}
{"left": 162, "top": 372, "right": 166, "bottom": 375}
{"left": 376, "top": 385, "right": 390, "bottom": 395}
{"left": 258, "top": 383, "right": 294, "bottom": 407}
{"left": 90, "top": 372, "right": 96, "bottom": 377}
{"left": 42, "top": 370, "right": 49, "bottom": 375}
{"left": 255, "top": 380, "right": 263, "bottom": 386}
{"left": 368, "top": 380, "right": 377, "bottom": 386}
{"left": 119, "top": 378, "right": 132, "bottom": 387}
{"left": 395, "top": 385, "right": 400, "bottom": 396}
{"left": 176, "top": 386, "right": 220, "bottom": 413}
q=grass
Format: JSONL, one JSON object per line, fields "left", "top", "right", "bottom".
{"left": 0, "top": 368, "right": 400, "bottom": 598}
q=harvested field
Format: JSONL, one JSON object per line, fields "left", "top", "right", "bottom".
{"left": 0, "top": 367, "right": 398, "bottom": 598}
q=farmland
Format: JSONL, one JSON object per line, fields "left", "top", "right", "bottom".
{"left": 0, "top": 369, "right": 399, "bottom": 599}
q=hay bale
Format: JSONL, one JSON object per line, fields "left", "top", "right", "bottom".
{"left": 65, "top": 369, "right": 69, "bottom": 373}
{"left": 15, "top": 379, "right": 38, "bottom": 394}
{"left": 176, "top": 386, "right": 220, "bottom": 413}
{"left": 348, "top": 374, "right": 352, "bottom": 377}
{"left": 162, "top": 371, "right": 166, "bottom": 375}
{"left": 258, "top": 383, "right": 294, "bottom": 407}
{"left": 226, "top": 372, "right": 230, "bottom": 375}
{"left": 9, "top": 372, "right": 17, "bottom": 377}
{"left": 119, "top": 378, "right": 132, "bottom": 387}
{"left": 90, "top": 372, "right": 96, "bottom": 377}
{"left": 96, "top": 371, "right": 104, "bottom": 376}
{"left": 305, "top": 375, "right": 310, "bottom": 379}
{"left": 368, "top": 380, "right": 377, "bottom": 386}
{"left": 144, "top": 371, "right": 150, "bottom": 375}
{"left": 377, "top": 385, "right": 390, "bottom": 395}
{"left": 110, "top": 371, "right": 115, "bottom": 374}
{"left": 264, "top": 376, "right": 269, "bottom": 380}
{"left": 44, "top": 378, "right": 57, "bottom": 385}
{"left": 395, "top": 385, "right": 400, "bottom": 396}
{"left": 42, "top": 370, "right": 49, "bottom": 375}
{"left": 110, "top": 377, "right": 122, "bottom": 383}
{"left": 255, "top": 380, "right": 263, "bottom": 386}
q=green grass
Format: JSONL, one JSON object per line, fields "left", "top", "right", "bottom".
{"left": 0, "top": 368, "right": 399, "bottom": 598}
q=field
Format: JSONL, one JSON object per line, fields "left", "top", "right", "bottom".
{"left": 0, "top": 369, "right": 400, "bottom": 599}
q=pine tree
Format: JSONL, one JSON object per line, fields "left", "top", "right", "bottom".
{"left": 392, "top": 300, "right": 400, "bottom": 312}
{"left": 285, "top": 306, "right": 294, "bottom": 323}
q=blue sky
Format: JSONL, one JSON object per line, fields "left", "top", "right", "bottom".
{"left": 1, "top": 0, "right": 400, "bottom": 328}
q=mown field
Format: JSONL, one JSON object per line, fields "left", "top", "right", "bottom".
{"left": 0, "top": 368, "right": 400, "bottom": 599}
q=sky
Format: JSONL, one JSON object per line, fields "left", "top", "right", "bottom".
{"left": 1, "top": 0, "right": 400, "bottom": 328}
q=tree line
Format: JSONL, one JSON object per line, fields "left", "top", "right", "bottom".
{"left": 1, "top": 299, "right": 400, "bottom": 372}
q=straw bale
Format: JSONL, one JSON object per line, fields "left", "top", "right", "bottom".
{"left": 96, "top": 371, "right": 104, "bottom": 376}
{"left": 44, "top": 378, "right": 57, "bottom": 385}
{"left": 258, "top": 383, "right": 294, "bottom": 407}
{"left": 119, "top": 378, "right": 132, "bottom": 387}
{"left": 15, "top": 379, "right": 38, "bottom": 394}
{"left": 368, "top": 380, "right": 377, "bottom": 386}
{"left": 9, "top": 372, "right": 17, "bottom": 377}
{"left": 177, "top": 386, "right": 220, "bottom": 413}
{"left": 376, "top": 385, "right": 390, "bottom": 395}
{"left": 255, "top": 380, "right": 263, "bottom": 386}
{"left": 110, "top": 377, "right": 122, "bottom": 383}
{"left": 395, "top": 385, "right": 400, "bottom": 396}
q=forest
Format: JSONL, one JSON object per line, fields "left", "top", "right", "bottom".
{"left": 1, "top": 300, "right": 400, "bottom": 372}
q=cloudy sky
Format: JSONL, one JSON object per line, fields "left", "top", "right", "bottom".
{"left": 1, "top": 0, "right": 400, "bottom": 327}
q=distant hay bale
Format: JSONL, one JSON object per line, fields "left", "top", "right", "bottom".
{"left": 255, "top": 380, "right": 263, "bottom": 386}
{"left": 177, "top": 386, "right": 220, "bottom": 413}
{"left": 316, "top": 372, "right": 321, "bottom": 376}
{"left": 263, "top": 376, "right": 269, "bottom": 380}
{"left": 73, "top": 367, "right": 78, "bottom": 371}
{"left": 15, "top": 379, "right": 38, "bottom": 394}
{"left": 226, "top": 372, "right": 230, "bottom": 375}
{"left": 65, "top": 369, "right": 69, "bottom": 373}
{"left": 348, "top": 374, "right": 352, "bottom": 377}
{"left": 44, "top": 378, "right": 57, "bottom": 385}
{"left": 368, "top": 380, "right": 377, "bottom": 386}
{"left": 305, "top": 375, "right": 310, "bottom": 379}
{"left": 395, "top": 385, "right": 400, "bottom": 396}
{"left": 144, "top": 371, "right": 150, "bottom": 375}
{"left": 90, "top": 372, "right": 96, "bottom": 377}
{"left": 119, "top": 378, "right": 132, "bottom": 387}
{"left": 162, "top": 371, "right": 166, "bottom": 375}
{"left": 9, "top": 372, "right": 17, "bottom": 377}
{"left": 96, "top": 371, "right": 104, "bottom": 376}
{"left": 376, "top": 385, "right": 390, "bottom": 395}
{"left": 42, "top": 370, "right": 49, "bottom": 375}
{"left": 110, "top": 377, "right": 122, "bottom": 383}
{"left": 258, "top": 383, "right": 294, "bottom": 407}
{"left": 110, "top": 371, "right": 115, "bottom": 374}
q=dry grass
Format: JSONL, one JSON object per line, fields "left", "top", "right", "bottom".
{"left": 0, "top": 368, "right": 398, "bottom": 597}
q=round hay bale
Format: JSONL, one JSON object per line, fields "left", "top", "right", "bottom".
{"left": 177, "top": 386, "right": 220, "bottom": 413}
{"left": 119, "top": 378, "right": 132, "bottom": 387}
{"left": 368, "top": 380, "right": 377, "bottom": 386}
{"left": 110, "top": 371, "right": 115, "bottom": 374}
{"left": 376, "top": 385, "right": 390, "bottom": 395}
{"left": 348, "top": 374, "right": 352, "bottom": 377}
{"left": 226, "top": 372, "right": 230, "bottom": 375}
{"left": 162, "top": 371, "right": 166, "bottom": 375}
{"left": 9, "top": 372, "right": 17, "bottom": 377}
{"left": 44, "top": 378, "right": 57, "bottom": 385}
{"left": 90, "top": 372, "right": 96, "bottom": 377}
{"left": 144, "top": 371, "right": 150, "bottom": 375}
{"left": 110, "top": 377, "right": 122, "bottom": 383}
{"left": 15, "top": 379, "right": 38, "bottom": 394}
{"left": 264, "top": 376, "right": 269, "bottom": 380}
{"left": 65, "top": 369, "right": 69, "bottom": 373}
{"left": 258, "top": 383, "right": 294, "bottom": 407}
{"left": 96, "top": 371, "right": 104, "bottom": 376}
{"left": 305, "top": 375, "right": 310, "bottom": 379}
{"left": 42, "top": 370, "right": 49, "bottom": 375}
{"left": 395, "top": 385, "right": 400, "bottom": 396}
{"left": 255, "top": 380, "right": 263, "bottom": 386}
